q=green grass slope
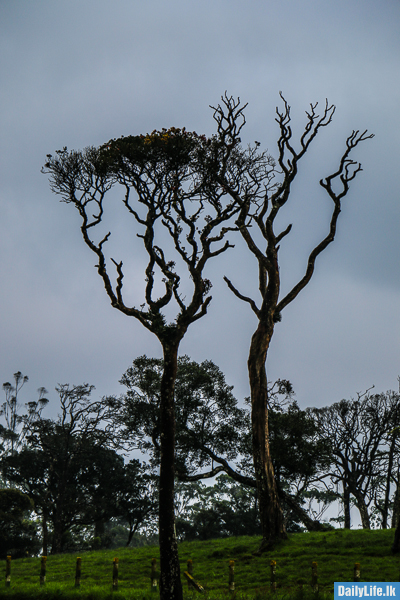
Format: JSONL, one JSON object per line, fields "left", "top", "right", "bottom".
{"left": 1, "top": 530, "right": 399, "bottom": 600}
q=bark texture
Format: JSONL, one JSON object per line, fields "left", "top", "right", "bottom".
{"left": 352, "top": 490, "right": 371, "bottom": 530}
{"left": 42, "top": 509, "right": 48, "bottom": 556}
{"left": 391, "top": 477, "right": 400, "bottom": 530}
{"left": 159, "top": 343, "right": 182, "bottom": 600}
{"left": 343, "top": 485, "right": 351, "bottom": 529}
{"left": 392, "top": 518, "right": 400, "bottom": 553}
{"left": 248, "top": 321, "right": 287, "bottom": 551}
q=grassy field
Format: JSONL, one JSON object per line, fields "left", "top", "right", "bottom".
{"left": 1, "top": 529, "right": 399, "bottom": 600}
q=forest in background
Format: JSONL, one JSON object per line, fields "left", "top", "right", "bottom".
{"left": 2, "top": 360, "right": 400, "bottom": 558}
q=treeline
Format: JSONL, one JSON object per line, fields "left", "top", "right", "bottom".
{"left": 1, "top": 361, "right": 400, "bottom": 558}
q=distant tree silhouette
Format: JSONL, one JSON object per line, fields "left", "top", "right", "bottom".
{"left": 0, "top": 371, "right": 48, "bottom": 457}
{"left": 310, "top": 390, "right": 400, "bottom": 530}
{"left": 3, "top": 383, "right": 120, "bottom": 554}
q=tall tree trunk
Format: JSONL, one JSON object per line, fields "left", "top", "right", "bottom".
{"left": 382, "top": 437, "right": 396, "bottom": 529}
{"left": 51, "top": 517, "right": 64, "bottom": 554}
{"left": 42, "top": 507, "right": 48, "bottom": 556}
{"left": 392, "top": 515, "right": 400, "bottom": 553}
{"left": 392, "top": 474, "right": 400, "bottom": 530}
{"left": 343, "top": 484, "right": 351, "bottom": 529}
{"left": 248, "top": 323, "right": 287, "bottom": 552}
{"left": 94, "top": 518, "right": 106, "bottom": 545}
{"left": 159, "top": 342, "right": 183, "bottom": 600}
{"left": 352, "top": 490, "right": 370, "bottom": 529}
{"left": 51, "top": 493, "right": 66, "bottom": 554}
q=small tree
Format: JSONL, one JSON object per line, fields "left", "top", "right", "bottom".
{"left": 212, "top": 94, "right": 373, "bottom": 550}
{"left": 42, "top": 124, "right": 263, "bottom": 600}
{"left": 3, "top": 383, "right": 119, "bottom": 554}
{"left": 1, "top": 371, "right": 48, "bottom": 457}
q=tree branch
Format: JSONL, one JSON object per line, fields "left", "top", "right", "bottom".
{"left": 223, "top": 276, "right": 260, "bottom": 317}
{"left": 276, "top": 127, "right": 373, "bottom": 314}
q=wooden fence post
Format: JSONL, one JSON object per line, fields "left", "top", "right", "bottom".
{"left": 151, "top": 558, "right": 157, "bottom": 590}
{"left": 184, "top": 570, "right": 205, "bottom": 593}
{"left": 354, "top": 562, "right": 360, "bottom": 582}
{"left": 40, "top": 556, "right": 47, "bottom": 585}
{"left": 5, "top": 556, "right": 11, "bottom": 588}
{"left": 270, "top": 560, "right": 277, "bottom": 592}
{"left": 229, "top": 560, "right": 235, "bottom": 592}
{"left": 187, "top": 559, "right": 193, "bottom": 589}
{"left": 75, "top": 557, "right": 81, "bottom": 587}
{"left": 311, "top": 561, "right": 318, "bottom": 593}
{"left": 112, "top": 558, "right": 119, "bottom": 591}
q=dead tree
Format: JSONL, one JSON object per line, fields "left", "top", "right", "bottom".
{"left": 212, "top": 93, "right": 373, "bottom": 551}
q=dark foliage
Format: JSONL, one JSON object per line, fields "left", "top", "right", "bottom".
{"left": 0, "top": 488, "right": 40, "bottom": 558}
{"left": 107, "top": 355, "right": 249, "bottom": 478}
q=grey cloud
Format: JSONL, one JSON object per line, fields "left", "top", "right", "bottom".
{"left": 1, "top": 0, "right": 399, "bottom": 413}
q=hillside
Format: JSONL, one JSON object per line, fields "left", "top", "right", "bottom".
{"left": 1, "top": 529, "right": 399, "bottom": 600}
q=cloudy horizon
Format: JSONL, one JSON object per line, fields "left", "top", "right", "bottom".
{"left": 1, "top": 0, "right": 399, "bottom": 417}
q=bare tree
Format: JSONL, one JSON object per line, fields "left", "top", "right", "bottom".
{"left": 42, "top": 126, "right": 258, "bottom": 600}
{"left": 310, "top": 391, "right": 400, "bottom": 531}
{"left": 212, "top": 94, "right": 373, "bottom": 551}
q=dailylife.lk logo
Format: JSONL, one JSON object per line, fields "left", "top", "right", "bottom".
{"left": 335, "top": 583, "right": 400, "bottom": 598}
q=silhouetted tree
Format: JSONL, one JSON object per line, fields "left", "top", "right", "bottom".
{"left": 117, "top": 460, "right": 158, "bottom": 547}
{"left": 308, "top": 392, "right": 400, "bottom": 529}
{"left": 3, "top": 383, "right": 119, "bottom": 554}
{"left": 310, "top": 391, "right": 400, "bottom": 530}
{"left": 43, "top": 93, "right": 372, "bottom": 569}
{"left": 212, "top": 94, "right": 373, "bottom": 551}
{"left": 0, "top": 371, "right": 48, "bottom": 457}
{"left": 42, "top": 123, "right": 257, "bottom": 600}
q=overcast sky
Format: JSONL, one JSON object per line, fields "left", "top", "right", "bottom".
{"left": 1, "top": 0, "right": 400, "bottom": 416}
